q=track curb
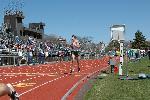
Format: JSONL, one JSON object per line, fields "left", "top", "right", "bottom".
{"left": 61, "top": 66, "right": 108, "bottom": 100}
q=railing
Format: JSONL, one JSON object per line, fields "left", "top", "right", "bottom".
{"left": 0, "top": 53, "right": 102, "bottom": 67}
{"left": 0, "top": 54, "right": 19, "bottom": 66}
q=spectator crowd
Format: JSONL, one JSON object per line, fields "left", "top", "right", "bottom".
{"left": 0, "top": 35, "right": 71, "bottom": 66}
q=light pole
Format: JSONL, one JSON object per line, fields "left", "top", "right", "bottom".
{"left": 119, "top": 40, "right": 124, "bottom": 75}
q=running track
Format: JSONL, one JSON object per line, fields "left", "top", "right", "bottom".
{"left": 0, "top": 56, "right": 109, "bottom": 100}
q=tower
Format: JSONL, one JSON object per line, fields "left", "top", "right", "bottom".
{"left": 110, "top": 24, "right": 125, "bottom": 76}
{"left": 4, "top": 11, "right": 24, "bottom": 37}
{"left": 3, "top": 0, "right": 25, "bottom": 37}
{"left": 1, "top": 0, "right": 45, "bottom": 40}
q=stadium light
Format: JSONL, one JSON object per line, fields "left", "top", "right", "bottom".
{"left": 110, "top": 24, "right": 125, "bottom": 76}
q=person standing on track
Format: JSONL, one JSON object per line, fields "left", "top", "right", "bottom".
{"left": 109, "top": 56, "right": 115, "bottom": 73}
{"left": 70, "top": 35, "right": 80, "bottom": 73}
{"left": 0, "top": 83, "right": 19, "bottom": 100}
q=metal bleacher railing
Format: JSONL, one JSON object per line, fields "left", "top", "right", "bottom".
{"left": 0, "top": 50, "right": 102, "bottom": 67}
{"left": 0, "top": 54, "right": 18, "bottom": 66}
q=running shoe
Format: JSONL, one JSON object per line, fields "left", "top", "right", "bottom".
{"left": 7, "top": 83, "right": 19, "bottom": 100}
{"left": 78, "top": 67, "right": 80, "bottom": 72}
{"left": 9, "top": 91, "right": 19, "bottom": 100}
{"left": 70, "top": 68, "right": 75, "bottom": 73}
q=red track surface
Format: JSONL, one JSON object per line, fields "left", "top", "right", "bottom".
{"left": 0, "top": 57, "right": 109, "bottom": 100}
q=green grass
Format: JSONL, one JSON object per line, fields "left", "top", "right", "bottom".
{"left": 84, "top": 57, "right": 150, "bottom": 100}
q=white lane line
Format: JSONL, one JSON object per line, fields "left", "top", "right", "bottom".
{"left": 19, "top": 75, "right": 68, "bottom": 97}
{"left": 6, "top": 69, "right": 65, "bottom": 88}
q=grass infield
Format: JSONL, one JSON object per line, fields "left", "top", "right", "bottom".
{"left": 84, "top": 57, "right": 150, "bottom": 100}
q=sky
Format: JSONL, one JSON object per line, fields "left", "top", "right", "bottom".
{"left": 0, "top": 0, "right": 150, "bottom": 44}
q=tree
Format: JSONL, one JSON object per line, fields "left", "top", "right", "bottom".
{"left": 131, "top": 30, "right": 147, "bottom": 49}
{"left": 43, "top": 34, "right": 58, "bottom": 44}
{"left": 146, "top": 41, "right": 150, "bottom": 50}
{"left": 105, "top": 40, "right": 120, "bottom": 52}
{"left": 77, "top": 36, "right": 93, "bottom": 51}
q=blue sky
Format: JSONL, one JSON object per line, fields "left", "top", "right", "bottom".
{"left": 0, "top": 0, "right": 150, "bottom": 43}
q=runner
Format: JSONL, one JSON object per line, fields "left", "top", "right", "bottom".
{"left": 70, "top": 35, "right": 80, "bottom": 73}
{"left": 0, "top": 83, "right": 19, "bottom": 100}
